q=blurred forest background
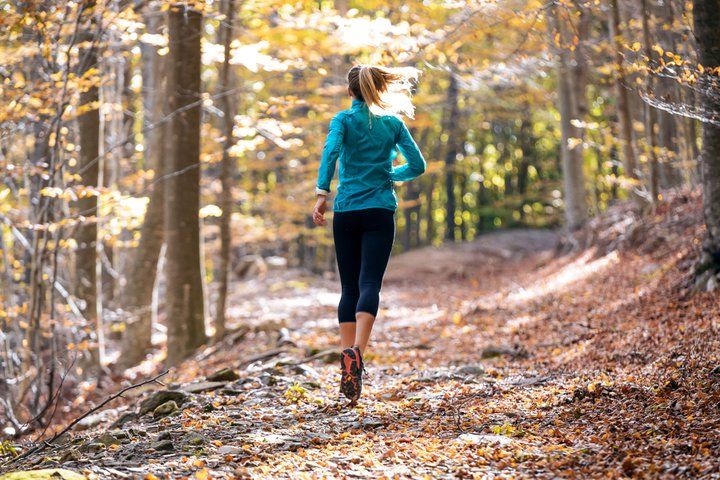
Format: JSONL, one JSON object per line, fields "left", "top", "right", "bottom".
{"left": 1, "top": 0, "right": 719, "bottom": 454}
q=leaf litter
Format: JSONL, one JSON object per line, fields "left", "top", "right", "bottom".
{"left": 3, "top": 192, "right": 719, "bottom": 479}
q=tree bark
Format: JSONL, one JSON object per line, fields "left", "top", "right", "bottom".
{"left": 517, "top": 116, "right": 533, "bottom": 195}
{"left": 214, "top": 0, "right": 237, "bottom": 341}
{"left": 608, "top": 0, "right": 640, "bottom": 195}
{"left": 402, "top": 128, "right": 428, "bottom": 250}
{"left": 165, "top": 4, "right": 207, "bottom": 365}
{"left": 424, "top": 174, "right": 435, "bottom": 245}
{"left": 75, "top": 1, "right": 103, "bottom": 367}
{"left": 552, "top": 4, "right": 587, "bottom": 231}
{"left": 654, "top": 0, "right": 682, "bottom": 188}
{"left": 443, "top": 72, "right": 460, "bottom": 241}
{"left": 640, "top": 0, "right": 660, "bottom": 202}
{"left": 693, "top": 0, "right": 720, "bottom": 277}
{"left": 475, "top": 169, "right": 488, "bottom": 234}
{"left": 118, "top": 6, "right": 167, "bottom": 368}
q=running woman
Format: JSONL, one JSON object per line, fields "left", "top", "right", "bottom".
{"left": 312, "top": 65, "right": 426, "bottom": 403}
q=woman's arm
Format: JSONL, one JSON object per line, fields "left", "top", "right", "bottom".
{"left": 390, "top": 120, "right": 426, "bottom": 182}
{"left": 314, "top": 114, "right": 345, "bottom": 226}
{"left": 316, "top": 114, "right": 346, "bottom": 194}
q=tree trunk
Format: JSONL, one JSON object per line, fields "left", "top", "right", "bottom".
{"left": 165, "top": 4, "right": 207, "bottom": 365}
{"left": 402, "top": 184, "right": 412, "bottom": 251}
{"left": 552, "top": 4, "right": 587, "bottom": 231}
{"left": 517, "top": 116, "right": 533, "bottom": 195}
{"left": 654, "top": 0, "right": 682, "bottom": 188}
{"left": 214, "top": 0, "right": 237, "bottom": 341}
{"left": 476, "top": 167, "right": 488, "bottom": 233}
{"left": 402, "top": 128, "right": 428, "bottom": 250}
{"left": 424, "top": 175, "right": 435, "bottom": 245}
{"left": 693, "top": 0, "right": 720, "bottom": 279}
{"left": 409, "top": 181, "right": 422, "bottom": 249}
{"left": 118, "top": 7, "right": 167, "bottom": 368}
{"left": 640, "top": 0, "right": 660, "bottom": 203}
{"left": 75, "top": 2, "right": 102, "bottom": 367}
{"left": 443, "top": 73, "right": 460, "bottom": 241}
{"left": 608, "top": 0, "right": 640, "bottom": 195}
{"left": 458, "top": 173, "right": 469, "bottom": 240}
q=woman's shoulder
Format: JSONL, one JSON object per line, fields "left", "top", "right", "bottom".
{"left": 379, "top": 113, "right": 405, "bottom": 133}
{"left": 332, "top": 108, "right": 404, "bottom": 130}
{"left": 331, "top": 109, "right": 353, "bottom": 123}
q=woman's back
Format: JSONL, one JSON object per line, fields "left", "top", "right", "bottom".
{"left": 317, "top": 98, "right": 425, "bottom": 213}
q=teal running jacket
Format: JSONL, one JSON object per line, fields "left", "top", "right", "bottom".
{"left": 316, "top": 98, "right": 426, "bottom": 213}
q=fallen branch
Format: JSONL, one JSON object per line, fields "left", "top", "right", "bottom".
{"left": 1, "top": 370, "right": 168, "bottom": 468}
{"left": 238, "top": 348, "right": 287, "bottom": 368}
{"left": 287, "top": 349, "right": 339, "bottom": 366}
{"left": 196, "top": 326, "right": 250, "bottom": 362}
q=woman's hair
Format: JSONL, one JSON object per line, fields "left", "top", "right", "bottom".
{"left": 347, "top": 65, "right": 420, "bottom": 118}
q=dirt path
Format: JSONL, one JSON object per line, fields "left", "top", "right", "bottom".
{"left": 4, "top": 221, "right": 719, "bottom": 479}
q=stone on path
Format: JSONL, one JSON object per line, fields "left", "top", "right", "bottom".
{"left": 109, "top": 412, "right": 138, "bottom": 429}
{"left": 206, "top": 368, "right": 240, "bottom": 382}
{"left": 457, "top": 365, "right": 485, "bottom": 376}
{"left": 183, "top": 432, "right": 206, "bottom": 446}
{"left": 181, "top": 381, "right": 228, "bottom": 394}
{"left": 95, "top": 430, "right": 127, "bottom": 447}
{"left": 152, "top": 400, "right": 179, "bottom": 419}
{"left": 218, "top": 445, "right": 242, "bottom": 455}
{"left": 152, "top": 439, "right": 174, "bottom": 451}
{"left": 481, "top": 345, "right": 527, "bottom": 359}
{"left": 139, "top": 390, "right": 189, "bottom": 416}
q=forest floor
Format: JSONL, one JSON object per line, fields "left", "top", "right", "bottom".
{"left": 2, "top": 191, "right": 720, "bottom": 479}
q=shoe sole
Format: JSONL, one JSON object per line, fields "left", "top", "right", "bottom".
{"left": 340, "top": 348, "right": 361, "bottom": 401}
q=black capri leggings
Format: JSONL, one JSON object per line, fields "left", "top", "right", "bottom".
{"left": 333, "top": 208, "right": 395, "bottom": 323}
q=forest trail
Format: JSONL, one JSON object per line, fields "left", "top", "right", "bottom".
{"left": 4, "top": 198, "right": 719, "bottom": 479}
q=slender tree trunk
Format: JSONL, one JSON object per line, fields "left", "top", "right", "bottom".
{"left": 693, "top": 0, "right": 720, "bottom": 280}
{"left": 409, "top": 181, "right": 422, "bottom": 248}
{"left": 654, "top": 0, "right": 682, "bottom": 188}
{"left": 476, "top": 170, "right": 488, "bottom": 234}
{"left": 75, "top": 2, "right": 102, "bottom": 367}
{"left": 101, "top": 7, "right": 120, "bottom": 307}
{"left": 517, "top": 116, "right": 533, "bottom": 195}
{"left": 118, "top": 7, "right": 166, "bottom": 368}
{"left": 424, "top": 175, "right": 435, "bottom": 245}
{"left": 458, "top": 173, "right": 469, "bottom": 239}
{"left": 552, "top": 4, "right": 587, "bottom": 231}
{"left": 608, "top": 0, "right": 640, "bottom": 196}
{"left": 500, "top": 124, "right": 514, "bottom": 197}
{"left": 214, "top": 0, "right": 237, "bottom": 341}
{"left": 640, "top": 0, "right": 660, "bottom": 202}
{"left": 402, "top": 184, "right": 413, "bottom": 251}
{"left": 165, "top": 4, "right": 207, "bottom": 365}
{"left": 610, "top": 145, "right": 619, "bottom": 200}
{"left": 443, "top": 73, "right": 460, "bottom": 241}
{"left": 403, "top": 128, "right": 428, "bottom": 250}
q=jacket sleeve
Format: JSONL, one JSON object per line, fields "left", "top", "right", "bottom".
{"left": 390, "top": 120, "right": 426, "bottom": 182}
{"left": 316, "top": 114, "right": 345, "bottom": 193}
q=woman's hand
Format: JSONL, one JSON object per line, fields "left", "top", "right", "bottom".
{"left": 312, "top": 195, "right": 327, "bottom": 226}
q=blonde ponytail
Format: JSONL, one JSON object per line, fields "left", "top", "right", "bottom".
{"left": 348, "top": 65, "right": 420, "bottom": 118}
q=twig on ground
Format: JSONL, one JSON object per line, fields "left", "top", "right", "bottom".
{"left": 287, "top": 349, "right": 338, "bottom": 366}
{"left": 1, "top": 370, "right": 169, "bottom": 468}
{"left": 238, "top": 349, "right": 288, "bottom": 368}
{"left": 197, "top": 326, "right": 250, "bottom": 362}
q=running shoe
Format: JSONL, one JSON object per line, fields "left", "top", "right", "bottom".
{"left": 339, "top": 347, "right": 363, "bottom": 402}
